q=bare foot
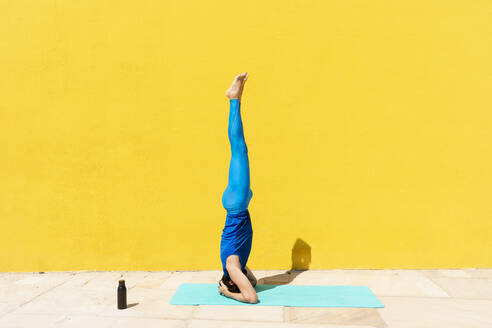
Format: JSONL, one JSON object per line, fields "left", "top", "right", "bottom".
{"left": 226, "top": 72, "right": 248, "bottom": 100}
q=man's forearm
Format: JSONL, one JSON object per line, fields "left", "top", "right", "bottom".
{"left": 224, "top": 290, "right": 250, "bottom": 303}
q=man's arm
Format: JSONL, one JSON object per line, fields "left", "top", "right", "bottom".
{"left": 219, "top": 263, "right": 258, "bottom": 303}
{"left": 227, "top": 264, "right": 258, "bottom": 303}
{"left": 218, "top": 280, "right": 251, "bottom": 303}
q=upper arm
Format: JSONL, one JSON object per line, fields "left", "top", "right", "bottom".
{"left": 226, "top": 263, "right": 258, "bottom": 303}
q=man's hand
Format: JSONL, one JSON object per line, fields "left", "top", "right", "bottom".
{"left": 218, "top": 280, "right": 231, "bottom": 297}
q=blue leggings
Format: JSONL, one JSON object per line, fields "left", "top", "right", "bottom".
{"left": 220, "top": 99, "right": 253, "bottom": 278}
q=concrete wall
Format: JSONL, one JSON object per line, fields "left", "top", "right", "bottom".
{"left": 1, "top": 0, "right": 491, "bottom": 271}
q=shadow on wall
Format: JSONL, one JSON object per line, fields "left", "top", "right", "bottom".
{"left": 257, "top": 238, "right": 311, "bottom": 286}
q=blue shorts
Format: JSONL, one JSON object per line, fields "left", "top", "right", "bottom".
{"left": 220, "top": 209, "right": 253, "bottom": 278}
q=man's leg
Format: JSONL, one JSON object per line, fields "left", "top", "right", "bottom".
{"left": 222, "top": 73, "right": 252, "bottom": 213}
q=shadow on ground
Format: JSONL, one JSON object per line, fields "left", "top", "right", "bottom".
{"left": 256, "top": 238, "right": 311, "bottom": 293}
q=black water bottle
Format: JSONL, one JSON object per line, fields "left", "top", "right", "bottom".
{"left": 117, "top": 280, "right": 127, "bottom": 309}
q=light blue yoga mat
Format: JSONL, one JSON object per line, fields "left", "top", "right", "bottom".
{"left": 170, "top": 283, "right": 384, "bottom": 308}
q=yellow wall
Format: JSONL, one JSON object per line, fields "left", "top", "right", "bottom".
{"left": 1, "top": 1, "right": 491, "bottom": 272}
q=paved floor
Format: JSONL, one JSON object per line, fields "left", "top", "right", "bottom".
{"left": 0, "top": 269, "right": 491, "bottom": 327}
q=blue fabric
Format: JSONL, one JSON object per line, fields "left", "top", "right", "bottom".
{"left": 170, "top": 283, "right": 385, "bottom": 308}
{"left": 220, "top": 99, "right": 253, "bottom": 278}
{"left": 221, "top": 99, "right": 253, "bottom": 213}
{"left": 220, "top": 210, "right": 253, "bottom": 278}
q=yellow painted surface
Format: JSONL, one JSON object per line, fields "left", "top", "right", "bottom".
{"left": 1, "top": 1, "right": 491, "bottom": 272}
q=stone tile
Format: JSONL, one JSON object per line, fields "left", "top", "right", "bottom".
{"left": 4, "top": 272, "right": 153, "bottom": 317}
{"left": 0, "top": 273, "right": 72, "bottom": 305}
{"left": 3, "top": 270, "right": 492, "bottom": 328}
{"left": 282, "top": 270, "right": 449, "bottom": 298}
{"left": 188, "top": 319, "right": 374, "bottom": 328}
{"left": 12, "top": 285, "right": 114, "bottom": 315}
{"left": 51, "top": 314, "right": 117, "bottom": 328}
{"left": 424, "top": 269, "right": 473, "bottom": 278}
{"left": 99, "top": 287, "right": 194, "bottom": 319}
{"left": 82, "top": 271, "right": 148, "bottom": 291}
{"left": 117, "top": 271, "right": 151, "bottom": 289}
{"left": 259, "top": 270, "right": 359, "bottom": 285}
{"left": 378, "top": 296, "right": 492, "bottom": 328}
{"left": 464, "top": 269, "right": 492, "bottom": 278}
{"left": 160, "top": 271, "right": 223, "bottom": 290}
{"left": 394, "top": 270, "right": 450, "bottom": 297}
{"left": 14, "top": 272, "right": 73, "bottom": 285}
{"left": 258, "top": 270, "right": 291, "bottom": 278}
{"left": 132, "top": 271, "right": 172, "bottom": 289}
{"left": 0, "top": 313, "right": 67, "bottom": 327}
{"left": 0, "top": 302, "right": 17, "bottom": 317}
{"left": 0, "top": 273, "right": 66, "bottom": 288}
{"left": 33, "top": 314, "right": 183, "bottom": 328}
{"left": 286, "top": 307, "right": 387, "bottom": 327}
{"left": 192, "top": 305, "right": 283, "bottom": 322}
{"left": 259, "top": 270, "right": 302, "bottom": 285}
{"left": 10, "top": 271, "right": 151, "bottom": 316}
{"left": 429, "top": 277, "right": 492, "bottom": 299}
{"left": 109, "top": 317, "right": 185, "bottom": 328}
{"left": 0, "top": 273, "right": 35, "bottom": 285}
{"left": 14, "top": 276, "right": 51, "bottom": 285}
{"left": 248, "top": 270, "right": 267, "bottom": 278}
{"left": 50, "top": 272, "right": 99, "bottom": 289}
{"left": 242, "top": 270, "right": 264, "bottom": 284}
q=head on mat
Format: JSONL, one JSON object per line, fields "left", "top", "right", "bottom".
{"left": 217, "top": 73, "right": 258, "bottom": 304}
